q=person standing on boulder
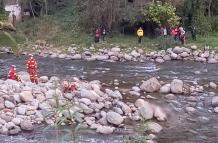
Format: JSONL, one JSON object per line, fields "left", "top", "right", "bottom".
{"left": 8, "top": 65, "right": 21, "bottom": 81}
{"left": 26, "top": 54, "right": 38, "bottom": 84}
{"left": 137, "top": 27, "right": 144, "bottom": 44}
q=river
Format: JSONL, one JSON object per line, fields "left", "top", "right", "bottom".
{"left": 0, "top": 54, "right": 218, "bottom": 143}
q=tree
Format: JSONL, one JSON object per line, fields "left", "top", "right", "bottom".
{"left": 144, "top": 1, "right": 181, "bottom": 27}
{"left": 0, "top": 0, "right": 7, "bottom": 21}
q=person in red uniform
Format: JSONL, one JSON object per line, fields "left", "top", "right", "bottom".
{"left": 8, "top": 65, "right": 21, "bottom": 81}
{"left": 26, "top": 54, "right": 38, "bottom": 84}
{"left": 62, "top": 81, "right": 77, "bottom": 93}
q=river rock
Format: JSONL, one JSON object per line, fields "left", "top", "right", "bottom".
{"left": 214, "top": 107, "right": 218, "bottom": 113}
{"left": 156, "top": 58, "right": 164, "bottom": 63}
{"left": 12, "top": 118, "right": 21, "bottom": 126}
{"left": 64, "top": 93, "right": 74, "bottom": 100}
{"left": 185, "top": 107, "right": 196, "bottom": 113}
{"left": 96, "top": 125, "right": 115, "bottom": 134}
{"left": 124, "top": 54, "right": 132, "bottom": 61}
{"left": 209, "top": 82, "right": 217, "bottom": 89}
{"left": 0, "top": 126, "right": 8, "bottom": 135}
{"left": 170, "top": 52, "right": 178, "bottom": 59}
{"left": 113, "top": 107, "right": 123, "bottom": 115}
{"left": 5, "top": 100, "right": 15, "bottom": 109}
{"left": 132, "top": 86, "right": 141, "bottom": 92}
{"left": 5, "top": 122, "right": 15, "bottom": 130}
{"left": 160, "top": 84, "right": 171, "bottom": 94}
{"left": 105, "top": 89, "right": 123, "bottom": 99}
{"left": 131, "top": 50, "right": 140, "bottom": 58}
{"left": 20, "top": 120, "right": 33, "bottom": 131}
{"left": 17, "top": 106, "right": 27, "bottom": 115}
{"left": 18, "top": 72, "right": 31, "bottom": 83}
{"left": 170, "top": 79, "right": 183, "bottom": 94}
{"left": 9, "top": 126, "right": 21, "bottom": 135}
{"left": 80, "top": 89, "right": 99, "bottom": 101}
{"left": 79, "top": 98, "right": 92, "bottom": 106}
{"left": 0, "top": 97, "right": 5, "bottom": 110}
{"left": 72, "top": 54, "right": 82, "bottom": 60}
{"left": 139, "top": 103, "right": 154, "bottom": 120}
{"left": 13, "top": 94, "right": 21, "bottom": 103}
{"left": 0, "top": 118, "right": 6, "bottom": 125}
{"left": 80, "top": 103, "right": 94, "bottom": 114}
{"left": 212, "top": 97, "right": 218, "bottom": 107}
{"left": 147, "top": 122, "right": 163, "bottom": 133}
{"left": 20, "top": 91, "right": 33, "bottom": 102}
{"left": 39, "top": 76, "right": 49, "bottom": 83}
{"left": 195, "top": 57, "right": 206, "bottom": 62}
{"left": 153, "top": 106, "right": 167, "bottom": 121}
{"left": 140, "top": 77, "right": 161, "bottom": 93}
{"left": 117, "top": 102, "right": 131, "bottom": 115}
{"left": 135, "top": 99, "right": 147, "bottom": 108}
{"left": 0, "top": 114, "right": 12, "bottom": 122}
{"left": 163, "top": 55, "right": 171, "bottom": 61}
{"left": 173, "top": 46, "right": 184, "bottom": 54}
{"left": 106, "top": 111, "right": 124, "bottom": 125}
{"left": 129, "top": 91, "right": 140, "bottom": 97}
{"left": 111, "top": 47, "right": 120, "bottom": 52}
{"left": 208, "top": 58, "right": 217, "bottom": 64}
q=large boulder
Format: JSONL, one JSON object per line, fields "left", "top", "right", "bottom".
{"left": 106, "top": 111, "right": 124, "bottom": 125}
{"left": 140, "top": 77, "right": 161, "bottom": 92}
{"left": 170, "top": 79, "right": 183, "bottom": 94}
{"left": 20, "top": 120, "right": 34, "bottom": 131}
{"left": 138, "top": 102, "right": 154, "bottom": 120}
{"left": 20, "top": 91, "right": 34, "bottom": 102}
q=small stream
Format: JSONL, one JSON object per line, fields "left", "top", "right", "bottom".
{"left": 0, "top": 54, "right": 218, "bottom": 143}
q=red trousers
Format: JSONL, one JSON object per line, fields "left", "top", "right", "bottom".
{"left": 28, "top": 69, "right": 38, "bottom": 84}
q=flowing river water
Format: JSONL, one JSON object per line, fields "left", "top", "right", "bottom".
{"left": 0, "top": 54, "right": 218, "bottom": 143}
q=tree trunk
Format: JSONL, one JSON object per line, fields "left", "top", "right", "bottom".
{"left": 208, "top": 0, "right": 212, "bottom": 17}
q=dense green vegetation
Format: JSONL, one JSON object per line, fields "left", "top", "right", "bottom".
{"left": 0, "top": 0, "right": 218, "bottom": 50}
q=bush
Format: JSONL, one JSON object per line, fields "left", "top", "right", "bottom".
{"left": 210, "top": 16, "right": 218, "bottom": 32}
{"left": 192, "top": 13, "right": 212, "bottom": 36}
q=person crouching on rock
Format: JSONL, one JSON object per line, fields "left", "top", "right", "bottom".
{"left": 62, "top": 81, "right": 78, "bottom": 93}
{"left": 26, "top": 54, "right": 38, "bottom": 84}
{"left": 8, "top": 65, "right": 21, "bottom": 81}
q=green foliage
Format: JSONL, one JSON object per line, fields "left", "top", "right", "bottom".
{"left": 145, "top": 1, "right": 181, "bottom": 27}
{"left": 0, "top": 0, "right": 7, "bottom": 21}
{"left": 209, "top": 16, "right": 218, "bottom": 32}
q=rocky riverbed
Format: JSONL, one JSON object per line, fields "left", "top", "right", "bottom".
{"left": 0, "top": 46, "right": 218, "bottom": 143}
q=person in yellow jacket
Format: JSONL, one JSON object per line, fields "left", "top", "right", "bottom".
{"left": 137, "top": 27, "right": 144, "bottom": 43}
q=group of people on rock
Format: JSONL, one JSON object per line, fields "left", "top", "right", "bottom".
{"left": 8, "top": 54, "right": 38, "bottom": 84}
{"left": 95, "top": 28, "right": 107, "bottom": 43}
{"left": 7, "top": 54, "right": 77, "bottom": 93}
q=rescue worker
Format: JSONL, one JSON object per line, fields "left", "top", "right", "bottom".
{"left": 8, "top": 65, "right": 21, "bottom": 81}
{"left": 62, "top": 81, "right": 77, "bottom": 93}
{"left": 137, "top": 27, "right": 144, "bottom": 44}
{"left": 26, "top": 54, "right": 38, "bottom": 84}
